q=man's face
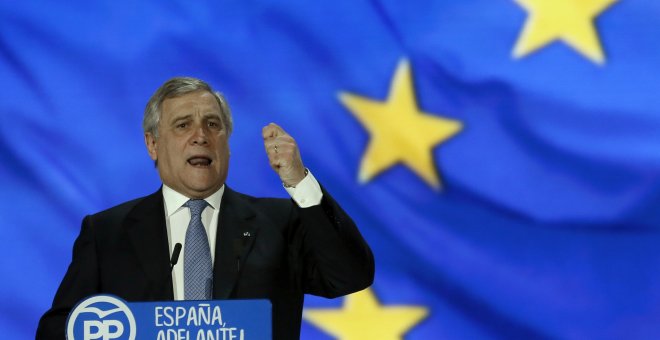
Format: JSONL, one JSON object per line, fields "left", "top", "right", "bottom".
{"left": 145, "top": 90, "right": 229, "bottom": 199}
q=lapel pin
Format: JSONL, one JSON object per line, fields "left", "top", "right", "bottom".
{"left": 243, "top": 232, "right": 251, "bottom": 237}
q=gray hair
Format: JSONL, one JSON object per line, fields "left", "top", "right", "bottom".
{"left": 143, "top": 77, "right": 233, "bottom": 138}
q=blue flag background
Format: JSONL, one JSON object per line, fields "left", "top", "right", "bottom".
{"left": 2, "top": 0, "right": 660, "bottom": 338}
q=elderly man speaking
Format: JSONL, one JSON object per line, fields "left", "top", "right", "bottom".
{"left": 37, "top": 77, "right": 375, "bottom": 340}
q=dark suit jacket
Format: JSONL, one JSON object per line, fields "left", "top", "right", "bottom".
{"left": 37, "top": 186, "right": 374, "bottom": 339}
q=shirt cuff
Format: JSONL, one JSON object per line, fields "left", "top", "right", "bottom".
{"left": 284, "top": 169, "right": 323, "bottom": 208}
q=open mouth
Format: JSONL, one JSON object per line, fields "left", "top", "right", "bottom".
{"left": 187, "top": 156, "right": 212, "bottom": 167}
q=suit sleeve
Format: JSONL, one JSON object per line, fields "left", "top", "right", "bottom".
{"left": 291, "top": 187, "right": 375, "bottom": 298}
{"left": 36, "top": 215, "right": 100, "bottom": 339}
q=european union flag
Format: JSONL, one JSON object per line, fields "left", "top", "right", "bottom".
{"left": 2, "top": 0, "right": 660, "bottom": 338}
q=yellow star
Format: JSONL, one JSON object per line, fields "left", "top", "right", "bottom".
{"left": 304, "top": 288, "right": 429, "bottom": 340}
{"left": 339, "top": 59, "right": 462, "bottom": 190}
{"left": 513, "top": 0, "right": 618, "bottom": 64}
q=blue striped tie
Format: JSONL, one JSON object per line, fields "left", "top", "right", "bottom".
{"left": 184, "top": 199, "right": 212, "bottom": 300}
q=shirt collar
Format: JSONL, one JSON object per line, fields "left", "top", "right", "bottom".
{"left": 162, "top": 184, "right": 225, "bottom": 217}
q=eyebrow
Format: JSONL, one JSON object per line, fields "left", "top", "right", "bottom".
{"left": 170, "top": 113, "right": 221, "bottom": 124}
{"left": 170, "top": 115, "right": 192, "bottom": 124}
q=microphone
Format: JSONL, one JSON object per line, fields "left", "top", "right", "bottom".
{"left": 170, "top": 243, "right": 182, "bottom": 272}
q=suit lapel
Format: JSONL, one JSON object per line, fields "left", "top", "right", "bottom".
{"left": 213, "top": 187, "right": 258, "bottom": 299}
{"left": 124, "top": 189, "right": 173, "bottom": 300}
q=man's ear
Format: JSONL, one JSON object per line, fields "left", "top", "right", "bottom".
{"left": 145, "top": 132, "right": 158, "bottom": 161}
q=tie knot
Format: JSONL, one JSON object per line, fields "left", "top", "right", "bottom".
{"left": 185, "top": 199, "right": 208, "bottom": 217}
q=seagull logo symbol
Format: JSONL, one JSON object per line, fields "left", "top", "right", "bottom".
{"left": 79, "top": 306, "right": 123, "bottom": 319}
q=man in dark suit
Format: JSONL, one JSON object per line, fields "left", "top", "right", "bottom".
{"left": 37, "top": 77, "right": 374, "bottom": 339}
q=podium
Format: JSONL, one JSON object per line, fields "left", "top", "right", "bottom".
{"left": 65, "top": 295, "right": 271, "bottom": 340}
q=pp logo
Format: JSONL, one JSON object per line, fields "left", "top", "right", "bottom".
{"left": 66, "top": 295, "right": 136, "bottom": 340}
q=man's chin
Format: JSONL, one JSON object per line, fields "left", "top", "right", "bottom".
{"left": 182, "top": 181, "right": 223, "bottom": 198}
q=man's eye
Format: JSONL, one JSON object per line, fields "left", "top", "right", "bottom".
{"left": 208, "top": 121, "right": 220, "bottom": 128}
{"left": 176, "top": 123, "right": 187, "bottom": 129}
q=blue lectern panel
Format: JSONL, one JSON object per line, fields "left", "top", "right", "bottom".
{"left": 66, "top": 295, "right": 271, "bottom": 340}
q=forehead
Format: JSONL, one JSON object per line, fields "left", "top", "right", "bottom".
{"left": 161, "top": 90, "right": 222, "bottom": 120}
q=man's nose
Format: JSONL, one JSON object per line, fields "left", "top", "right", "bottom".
{"left": 191, "top": 124, "right": 209, "bottom": 145}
